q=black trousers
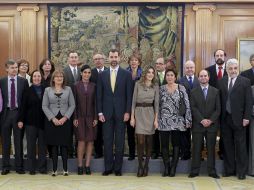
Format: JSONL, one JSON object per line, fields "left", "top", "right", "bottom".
{"left": 1, "top": 109, "right": 24, "bottom": 171}
{"left": 102, "top": 115, "right": 126, "bottom": 172}
{"left": 191, "top": 130, "right": 217, "bottom": 174}
{"left": 51, "top": 145, "right": 68, "bottom": 172}
{"left": 180, "top": 128, "right": 191, "bottom": 158}
{"left": 222, "top": 114, "right": 248, "bottom": 176}
{"left": 126, "top": 120, "right": 135, "bottom": 157}
{"left": 26, "top": 125, "right": 47, "bottom": 172}
{"left": 152, "top": 130, "right": 160, "bottom": 156}
{"left": 94, "top": 120, "right": 103, "bottom": 156}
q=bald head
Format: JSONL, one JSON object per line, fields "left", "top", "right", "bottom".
{"left": 184, "top": 60, "right": 195, "bottom": 76}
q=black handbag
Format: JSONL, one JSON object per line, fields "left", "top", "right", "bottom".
{"left": 178, "top": 85, "right": 186, "bottom": 116}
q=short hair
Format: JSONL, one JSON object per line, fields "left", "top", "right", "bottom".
{"left": 17, "top": 58, "right": 30, "bottom": 73}
{"left": 39, "top": 58, "right": 55, "bottom": 76}
{"left": 249, "top": 54, "right": 254, "bottom": 62}
{"left": 198, "top": 69, "right": 210, "bottom": 77}
{"left": 108, "top": 49, "right": 120, "bottom": 56}
{"left": 128, "top": 53, "right": 142, "bottom": 67}
{"left": 5, "top": 59, "right": 16, "bottom": 68}
{"left": 30, "top": 70, "right": 42, "bottom": 84}
{"left": 164, "top": 68, "right": 178, "bottom": 81}
{"left": 80, "top": 64, "right": 91, "bottom": 72}
{"left": 68, "top": 50, "right": 79, "bottom": 57}
{"left": 213, "top": 49, "right": 227, "bottom": 57}
{"left": 50, "top": 69, "right": 66, "bottom": 88}
{"left": 226, "top": 58, "right": 239, "bottom": 69}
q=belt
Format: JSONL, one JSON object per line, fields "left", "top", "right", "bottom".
{"left": 7, "top": 107, "right": 18, "bottom": 111}
{"left": 136, "top": 103, "right": 153, "bottom": 107}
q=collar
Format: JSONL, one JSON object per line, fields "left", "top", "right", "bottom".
{"left": 216, "top": 63, "right": 225, "bottom": 70}
{"left": 69, "top": 64, "right": 77, "bottom": 71}
{"left": 8, "top": 75, "right": 17, "bottom": 81}
{"left": 97, "top": 66, "right": 105, "bottom": 72}
{"left": 110, "top": 65, "right": 119, "bottom": 72}
{"left": 200, "top": 84, "right": 209, "bottom": 90}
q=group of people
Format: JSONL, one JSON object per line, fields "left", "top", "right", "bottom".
{"left": 0, "top": 48, "right": 254, "bottom": 181}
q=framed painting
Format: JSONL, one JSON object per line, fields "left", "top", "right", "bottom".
{"left": 48, "top": 4, "right": 184, "bottom": 74}
{"left": 237, "top": 37, "right": 254, "bottom": 71}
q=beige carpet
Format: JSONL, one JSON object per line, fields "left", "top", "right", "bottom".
{"left": 0, "top": 173, "right": 254, "bottom": 190}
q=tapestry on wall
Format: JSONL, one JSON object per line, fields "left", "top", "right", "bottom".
{"left": 48, "top": 4, "right": 184, "bottom": 71}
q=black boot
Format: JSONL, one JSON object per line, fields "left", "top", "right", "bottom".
{"left": 143, "top": 158, "right": 149, "bottom": 177}
{"left": 162, "top": 149, "right": 170, "bottom": 177}
{"left": 137, "top": 161, "right": 144, "bottom": 177}
{"left": 169, "top": 146, "right": 180, "bottom": 177}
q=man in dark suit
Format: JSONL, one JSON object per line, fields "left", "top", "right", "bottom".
{"left": 206, "top": 49, "right": 227, "bottom": 160}
{"left": 178, "top": 60, "right": 199, "bottom": 160}
{"left": 152, "top": 57, "right": 166, "bottom": 159}
{"left": 97, "top": 49, "right": 132, "bottom": 176}
{"left": 90, "top": 53, "right": 107, "bottom": 159}
{"left": 63, "top": 50, "right": 81, "bottom": 158}
{"left": 189, "top": 70, "right": 220, "bottom": 179}
{"left": 0, "top": 59, "right": 28, "bottom": 175}
{"left": 218, "top": 58, "right": 252, "bottom": 180}
{"left": 241, "top": 54, "right": 254, "bottom": 85}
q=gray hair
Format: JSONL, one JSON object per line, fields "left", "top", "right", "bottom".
{"left": 226, "top": 58, "right": 239, "bottom": 69}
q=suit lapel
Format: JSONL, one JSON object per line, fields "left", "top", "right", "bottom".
{"left": 197, "top": 86, "right": 206, "bottom": 103}
{"left": 115, "top": 68, "right": 122, "bottom": 92}
{"left": 231, "top": 76, "right": 241, "bottom": 91}
{"left": 67, "top": 66, "right": 75, "bottom": 82}
{"left": 17, "top": 77, "right": 21, "bottom": 105}
{"left": 105, "top": 69, "right": 113, "bottom": 94}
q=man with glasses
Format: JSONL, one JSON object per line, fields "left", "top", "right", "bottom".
{"left": 90, "top": 53, "right": 107, "bottom": 159}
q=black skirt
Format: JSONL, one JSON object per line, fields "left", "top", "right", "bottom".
{"left": 45, "top": 112, "right": 71, "bottom": 146}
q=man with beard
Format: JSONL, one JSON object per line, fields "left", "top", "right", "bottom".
{"left": 97, "top": 49, "right": 132, "bottom": 176}
{"left": 206, "top": 49, "right": 227, "bottom": 160}
{"left": 217, "top": 58, "right": 252, "bottom": 180}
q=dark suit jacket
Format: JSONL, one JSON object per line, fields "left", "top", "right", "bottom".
{"left": 206, "top": 64, "right": 227, "bottom": 88}
{"left": 190, "top": 85, "right": 221, "bottom": 133}
{"left": 217, "top": 75, "right": 252, "bottom": 127}
{"left": 18, "top": 85, "right": 45, "bottom": 129}
{"left": 90, "top": 67, "right": 108, "bottom": 84}
{"left": 241, "top": 68, "right": 254, "bottom": 85}
{"left": 178, "top": 76, "right": 200, "bottom": 96}
{"left": 63, "top": 65, "right": 81, "bottom": 87}
{"left": 96, "top": 67, "right": 132, "bottom": 120}
{"left": 0, "top": 76, "right": 29, "bottom": 122}
{"left": 73, "top": 81, "right": 97, "bottom": 120}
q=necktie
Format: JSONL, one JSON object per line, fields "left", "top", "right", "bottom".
{"left": 73, "top": 67, "right": 78, "bottom": 81}
{"left": 217, "top": 66, "right": 222, "bottom": 79}
{"left": 111, "top": 69, "right": 116, "bottom": 92}
{"left": 188, "top": 76, "right": 193, "bottom": 89}
{"left": 226, "top": 78, "right": 234, "bottom": 113}
{"left": 203, "top": 87, "right": 207, "bottom": 100}
{"left": 158, "top": 72, "right": 164, "bottom": 84}
{"left": 98, "top": 69, "right": 102, "bottom": 73}
{"left": 10, "top": 78, "right": 16, "bottom": 109}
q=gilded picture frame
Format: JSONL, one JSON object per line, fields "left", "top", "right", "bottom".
{"left": 237, "top": 37, "right": 254, "bottom": 71}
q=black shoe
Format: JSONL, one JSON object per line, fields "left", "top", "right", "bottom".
{"left": 128, "top": 156, "right": 135, "bottom": 161}
{"left": 29, "top": 171, "right": 36, "bottom": 175}
{"left": 238, "top": 174, "right": 246, "bottom": 180}
{"left": 77, "top": 167, "right": 83, "bottom": 175}
{"left": 209, "top": 173, "right": 220, "bottom": 179}
{"left": 223, "top": 172, "right": 235, "bottom": 177}
{"left": 102, "top": 170, "right": 113, "bottom": 176}
{"left": 115, "top": 171, "right": 122, "bottom": 176}
{"left": 188, "top": 173, "right": 199, "bottom": 178}
{"left": 1, "top": 169, "right": 10, "bottom": 175}
{"left": 84, "top": 167, "right": 91, "bottom": 175}
{"left": 151, "top": 153, "right": 158, "bottom": 159}
{"left": 39, "top": 170, "right": 48, "bottom": 174}
{"left": 16, "top": 169, "right": 25, "bottom": 174}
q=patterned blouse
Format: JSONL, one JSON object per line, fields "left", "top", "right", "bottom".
{"left": 158, "top": 84, "right": 192, "bottom": 131}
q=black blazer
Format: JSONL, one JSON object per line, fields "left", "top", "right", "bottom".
{"left": 90, "top": 67, "right": 108, "bottom": 84}
{"left": 96, "top": 67, "right": 132, "bottom": 120}
{"left": 217, "top": 75, "right": 252, "bottom": 127}
{"left": 18, "top": 85, "right": 45, "bottom": 129}
{"left": 241, "top": 68, "right": 254, "bottom": 85}
{"left": 190, "top": 85, "right": 221, "bottom": 133}
{"left": 178, "top": 76, "right": 200, "bottom": 96}
{"left": 0, "top": 76, "right": 28, "bottom": 122}
{"left": 63, "top": 65, "right": 81, "bottom": 87}
{"left": 206, "top": 64, "right": 227, "bottom": 88}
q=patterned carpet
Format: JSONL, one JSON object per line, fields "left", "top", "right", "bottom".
{"left": 0, "top": 173, "right": 254, "bottom": 190}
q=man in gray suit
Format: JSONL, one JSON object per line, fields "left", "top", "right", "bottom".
{"left": 63, "top": 50, "right": 81, "bottom": 158}
{"left": 178, "top": 60, "right": 199, "bottom": 160}
{"left": 0, "top": 59, "right": 29, "bottom": 175}
{"left": 189, "top": 69, "right": 221, "bottom": 178}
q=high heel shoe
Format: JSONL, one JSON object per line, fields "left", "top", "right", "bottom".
{"left": 52, "top": 171, "right": 57, "bottom": 177}
{"left": 63, "top": 171, "right": 68, "bottom": 176}
{"left": 143, "top": 165, "right": 149, "bottom": 177}
{"left": 137, "top": 166, "right": 143, "bottom": 177}
{"left": 84, "top": 167, "right": 91, "bottom": 175}
{"left": 77, "top": 167, "right": 83, "bottom": 175}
